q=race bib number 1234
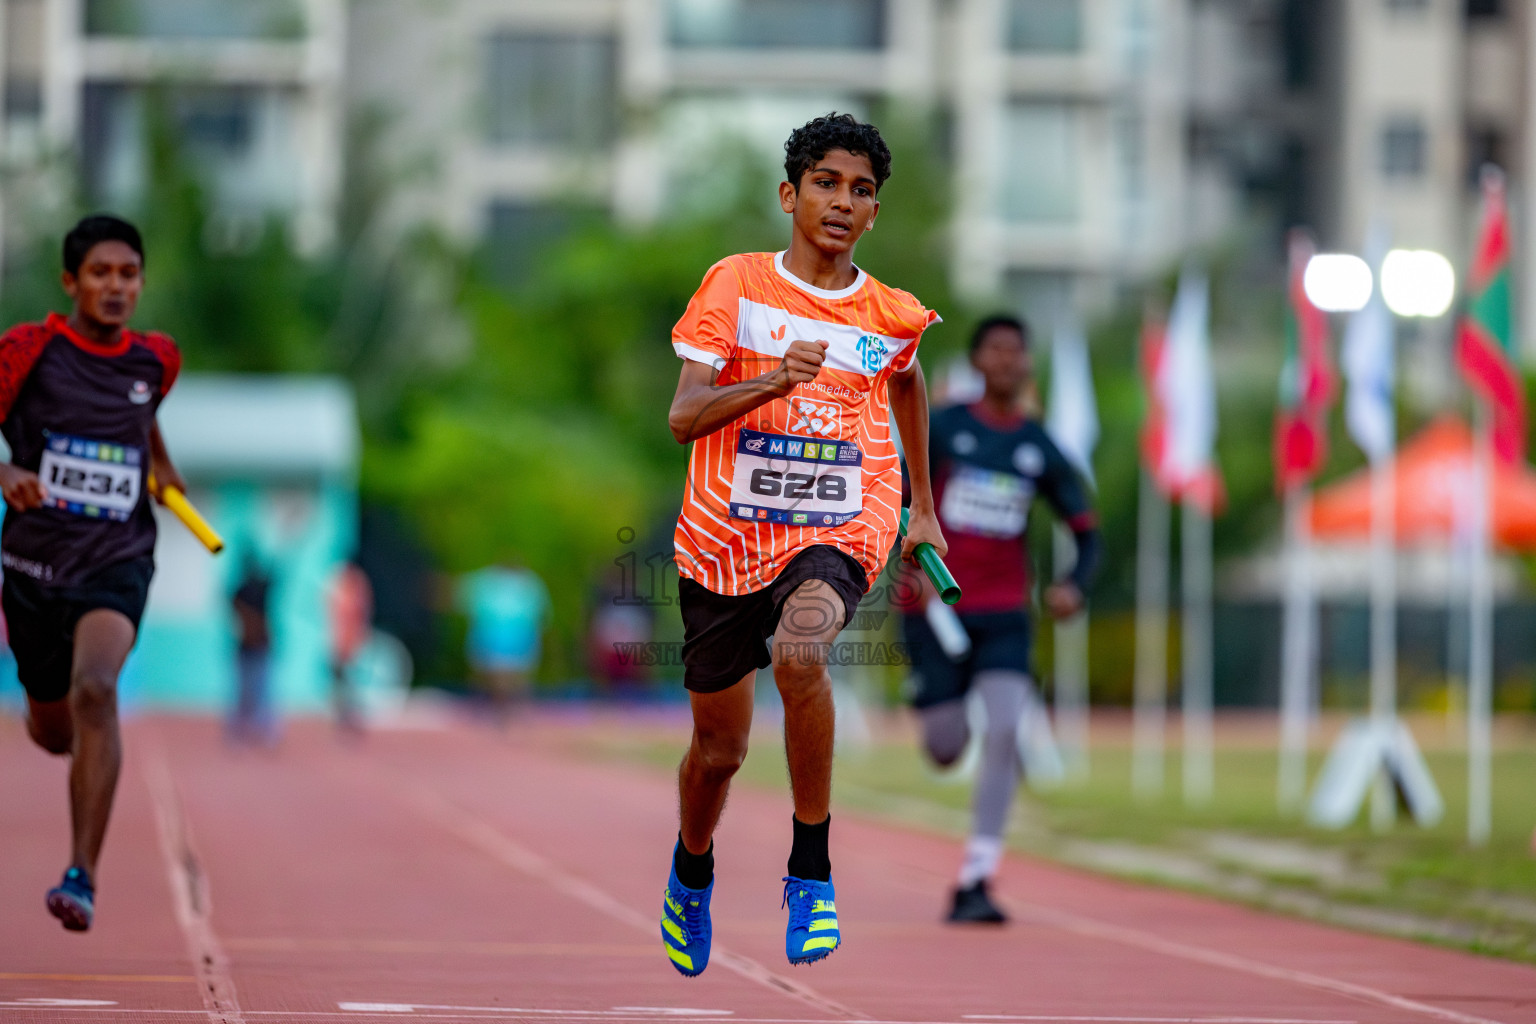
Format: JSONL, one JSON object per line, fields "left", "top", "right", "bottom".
{"left": 39, "top": 433, "right": 143, "bottom": 521}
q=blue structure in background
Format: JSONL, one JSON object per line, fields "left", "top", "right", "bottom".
{"left": 119, "top": 374, "right": 360, "bottom": 713}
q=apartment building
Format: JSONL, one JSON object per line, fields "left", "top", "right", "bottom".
{"left": 0, "top": 0, "right": 346, "bottom": 257}
{"left": 0, "top": 0, "right": 1286, "bottom": 323}
{"left": 345, "top": 0, "right": 1282, "bottom": 320}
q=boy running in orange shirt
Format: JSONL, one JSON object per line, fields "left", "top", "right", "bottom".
{"left": 660, "top": 113, "right": 946, "bottom": 974}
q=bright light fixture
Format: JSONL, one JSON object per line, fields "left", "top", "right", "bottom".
{"left": 1303, "top": 253, "right": 1373, "bottom": 313}
{"left": 1380, "top": 249, "right": 1456, "bottom": 318}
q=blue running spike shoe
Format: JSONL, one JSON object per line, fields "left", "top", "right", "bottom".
{"left": 661, "top": 856, "right": 713, "bottom": 977}
{"left": 46, "top": 866, "right": 94, "bottom": 932}
{"left": 782, "top": 876, "right": 840, "bottom": 965}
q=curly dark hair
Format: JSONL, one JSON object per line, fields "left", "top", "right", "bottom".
{"left": 783, "top": 112, "right": 892, "bottom": 192}
{"left": 63, "top": 214, "right": 144, "bottom": 276}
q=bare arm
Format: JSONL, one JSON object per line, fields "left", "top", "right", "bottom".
{"left": 668, "top": 340, "right": 829, "bottom": 444}
{"left": 148, "top": 421, "right": 186, "bottom": 500}
{"left": 887, "top": 361, "right": 947, "bottom": 562}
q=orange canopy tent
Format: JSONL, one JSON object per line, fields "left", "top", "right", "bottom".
{"left": 1310, "top": 416, "right": 1536, "bottom": 550}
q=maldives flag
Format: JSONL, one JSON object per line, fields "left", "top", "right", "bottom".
{"left": 1275, "top": 231, "right": 1336, "bottom": 492}
{"left": 1455, "top": 167, "right": 1526, "bottom": 464}
{"left": 1139, "top": 309, "right": 1171, "bottom": 491}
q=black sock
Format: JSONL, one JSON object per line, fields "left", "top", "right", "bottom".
{"left": 786, "top": 814, "right": 831, "bottom": 881}
{"left": 674, "top": 835, "right": 714, "bottom": 890}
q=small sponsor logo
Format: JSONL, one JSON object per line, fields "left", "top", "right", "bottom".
{"left": 768, "top": 439, "right": 785, "bottom": 455}
{"left": 856, "top": 334, "right": 889, "bottom": 374}
{"left": 1014, "top": 443, "right": 1045, "bottom": 476}
{"left": 745, "top": 436, "right": 766, "bottom": 452}
{"left": 786, "top": 441, "right": 804, "bottom": 458}
{"left": 757, "top": 509, "right": 769, "bottom": 519}
{"left": 823, "top": 515, "right": 833, "bottom": 525}
{"left": 128, "top": 380, "right": 152, "bottom": 405}
{"left": 821, "top": 446, "right": 839, "bottom": 461}
{"left": 771, "top": 325, "right": 786, "bottom": 341}
{"left": 838, "top": 446, "right": 859, "bottom": 463}
{"left": 738, "top": 506, "right": 753, "bottom": 516}
{"left": 792, "top": 513, "right": 809, "bottom": 525}
{"left": 803, "top": 443, "right": 820, "bottom": 460}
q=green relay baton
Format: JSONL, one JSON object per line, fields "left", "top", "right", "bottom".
{"left": 899, "top": 507, "right": 962, "bottom": 606}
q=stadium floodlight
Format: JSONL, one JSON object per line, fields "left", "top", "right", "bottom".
{"left": 1303, "top": 253, "right": 1373, "bottom": 313}
{"left": 1380, "top": 249, "right": 1456, "bottom": 318}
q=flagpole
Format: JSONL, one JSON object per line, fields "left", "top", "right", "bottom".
{"left": 1368, "top": 437, "right": 1398, "bottom": 832}
{"left": 1133, "top": 467, "right": 1169, "bottom": 798}
{"left": 1053, "top": 523, "right": 1091, "bottom": 781}
{"left": 1181, "top": 496, "right": 1214, "bottom": 805}
{"left": 1468, "top": 403, "right": 1494, "bottom": 846}
{"left": 1277, "top": 484, "right": 1313, "bottom": 812}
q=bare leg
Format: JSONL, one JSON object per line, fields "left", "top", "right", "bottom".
{"left": 773, "top": 580, "right": 846, "bottom": 825}
{"left": 27, "top": 696, "right": 74, "bottom": 755}
{"left": 678, "top": 673, "right": 755, "bottom": 854}
{"left": 67, "top": 609, "right": 136, "bottom": 878}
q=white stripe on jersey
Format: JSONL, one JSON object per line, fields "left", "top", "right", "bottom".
{"left": 734, "top": 299, "right": 915, "bottom": 379}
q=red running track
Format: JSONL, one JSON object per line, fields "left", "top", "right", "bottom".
{"left": 1, "top": 712, "right": 1534, "bottom": 1024}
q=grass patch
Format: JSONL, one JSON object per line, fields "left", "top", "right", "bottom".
{"left": 571, "top": 716, "right": 1536, "bottom": 962}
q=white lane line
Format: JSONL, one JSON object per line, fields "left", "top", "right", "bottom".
{"left": 0, "top": 1013, "right": 1361, "bottom": 1024}
{"left": 142, "top": 736, "right": 246, "bottom": 1024}
{"left": 339, "top": 1007, "right": 734, "bottom": 1017}
{"left": 395, "top": 780, "right": 866, "bottom": 1022}
{"left": 964, "top": 1017, "right": 1355, "bottom": 1023}
{"left": 1017, "top": 902, "right": 1506, "bottom": 1024}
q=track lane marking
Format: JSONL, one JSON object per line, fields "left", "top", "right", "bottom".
{"left": 0, "top": 1010, "right": 1363, "bottom": 1023}
{"left": 0, "top": 973, "right": 194, "bottom": 983}
{"left": 225, "top": 937, "right": 655, "bottom": 956}
{"left": 1015, "top": 902, "right": 1507, "bottom": 1024}
{"left": 142, "top": 735, "right": 246, "bottom": 1024}
{"left": 393, "top": 780, "right": 867, "bottom": 1022}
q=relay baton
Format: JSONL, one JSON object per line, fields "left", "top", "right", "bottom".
{"left": 899, "top": 507, "right": 961, "bottom": 605}
{"left": 149, "top": 476, "right": 225, "bottom": 554}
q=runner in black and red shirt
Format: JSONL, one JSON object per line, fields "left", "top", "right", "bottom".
{"left": 899, "top": 314, "right": 1099, "bottom": 923}
{"left": 0, "top": 215, "right": 185, "bottom": 932}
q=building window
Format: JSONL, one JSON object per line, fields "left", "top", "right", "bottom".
{"left": 1381, "top": 119, "right": 1426, "bottom": 178}
{"left": 85, "top": 0, "right": 304, "bottom": 39}
{"left": 669, "top": 0, "right": 885, "bottom": 50}
{"left": 483, "top": 203, "right": 594, "bottom": 286}
{"left": 1002, "top": 103, "right": 1081, "bottom": 224}
{"left": 1466, "top": 127, "right": 1506, "bottom": 184}
{"left": 1008, "top": 0, "right": 1083, "bottom": 53}
{"left": 485, "top": 34, "right": 617, "bottom": 150}
{"left": 81, "top": 84, "right": 300, "bottom": 213}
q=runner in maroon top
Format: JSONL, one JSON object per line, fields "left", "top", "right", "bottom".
{"left": 899, "top": 314, "right": 1100, "bottom": 923}
{"left": 0, "top": 214, "right": 186, "bottom": 932}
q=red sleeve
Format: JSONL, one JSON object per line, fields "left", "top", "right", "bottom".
{"left": 0, "top": 323, "right": 55, "bottom": 424}
{"left": 140, "top": 332, "right": 181, "bottom": 396}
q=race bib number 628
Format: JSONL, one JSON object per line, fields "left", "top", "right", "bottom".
{"left": 39, "top": 433, "right": 143, "bottom": 522}
{"left": 727, "top": 428, "right": 863, "bottom": 527}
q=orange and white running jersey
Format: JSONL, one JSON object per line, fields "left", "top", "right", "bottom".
{"left": 672, "top": 251, "right": 940, "bottom": 596}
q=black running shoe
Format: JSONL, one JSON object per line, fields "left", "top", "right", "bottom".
{"left": 947, "top": 880, "right": 1007, "bottom": 924}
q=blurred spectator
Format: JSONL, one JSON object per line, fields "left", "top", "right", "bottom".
{"left": 587, "top": 567, "right": 654, "bottom": 690}
{"left": 228, "top": 558, "right": 278, "bottom": 747}
{"left": 328, "top": 558, "right": 373, "bottom": 735}
{"left": 459, "top": 564, "right": 549, "bottom": 720}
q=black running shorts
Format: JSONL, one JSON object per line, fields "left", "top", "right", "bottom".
{"left": 902, "top": 609, "right": 1033, "bottom": 709}
{"left": 3, "top": 555, "right": 153, "bottom": 703}
{"left": 678, "top": 545, "right": 868, "bottom": 693}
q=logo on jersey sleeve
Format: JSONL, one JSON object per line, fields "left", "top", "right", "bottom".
{"left": 128, "top": 381, "right": 152, "bottom": 405}
{"left": 856, "top": 334, "right": 889, "bottom": 373}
